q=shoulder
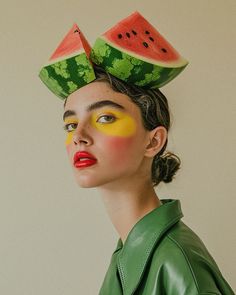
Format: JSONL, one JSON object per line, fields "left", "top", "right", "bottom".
{"left": 164, "top": 221, "right": 220, "bottom": 274}
{"left": 165, "top": 220, "right": 220, "bottom": 269}
{"left": 150, "top": 221, "right": 233, "bottom": 294}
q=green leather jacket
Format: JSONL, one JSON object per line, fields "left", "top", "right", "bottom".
{"left": 99, "top": 199, "right": 234, "bottom": 295}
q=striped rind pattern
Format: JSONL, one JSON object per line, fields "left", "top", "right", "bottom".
{"left": 39, "top": 52, "right": 96, "bottom": 100}
{"left": 90, "top": 38, "right": 188, "bottom": 89}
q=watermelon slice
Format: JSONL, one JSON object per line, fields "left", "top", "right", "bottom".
{"left": 90, "top": 11, "right": 188, "bottom": 89}
{"left": 39, "top": 24, "right": 96, "bottom": 99}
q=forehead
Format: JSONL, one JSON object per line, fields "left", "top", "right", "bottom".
{"left": 64, "top": 81, "right": 137, "bottom": 113}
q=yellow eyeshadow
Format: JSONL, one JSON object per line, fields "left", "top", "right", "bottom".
{"left": 65, "top": 132, "right": 73, "bottom": 145}
{"left": 64, "top": 118, "right": 79, "bottom": 124}
{"left": 91, "top": 109, "right": 137, "bottom": 137}
{"left": 64, "top": 118, "right": 78, "bottom": 145}
{"left": 64, "top": 109, "right": 137, "bottom": 145}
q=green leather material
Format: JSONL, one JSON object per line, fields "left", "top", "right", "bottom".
{"left": 99, "top": 199, "right": 234, "bottom": 295}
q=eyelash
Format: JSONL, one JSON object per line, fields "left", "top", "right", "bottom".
{"left": 63, "top": 115, "right": 116, "bottom": 132}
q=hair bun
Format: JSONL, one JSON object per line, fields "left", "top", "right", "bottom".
{"left": 152, "top": 152, "right": 181, "bottom": 185}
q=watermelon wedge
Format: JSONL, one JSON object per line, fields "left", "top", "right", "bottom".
{"left": 90, "top": 11, "right": 188, "bottom": 88}
{"left": 39, "top": 24, "right": 96, "bottom": 99}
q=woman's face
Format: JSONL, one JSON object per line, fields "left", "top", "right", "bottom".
{"left": 63, "top": 81, "right": 152, "bottom": 188}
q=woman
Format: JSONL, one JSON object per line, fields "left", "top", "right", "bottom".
{"left": 62, "top": 65, "right": 234, "bottom": 295}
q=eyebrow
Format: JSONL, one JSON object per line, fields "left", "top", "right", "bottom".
{"left": 63, "top": 99, "right": 126, "bottom": 121}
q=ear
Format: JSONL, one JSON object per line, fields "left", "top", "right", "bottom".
{"left": 144, "top": 126, "right": 168, "bottom": 158}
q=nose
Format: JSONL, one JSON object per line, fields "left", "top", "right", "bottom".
{"left": 72, "top": 123, "right": 93, "bottom": 146}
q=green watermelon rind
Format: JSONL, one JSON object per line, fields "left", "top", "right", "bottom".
{"left": 39, "top": 52, "right": 96, "bottom": 100}
{"left": 90, "top": 38, "right": 188, "bottom": 89}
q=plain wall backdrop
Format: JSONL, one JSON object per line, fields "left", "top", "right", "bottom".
{"left": 0, "top": 0, "right": 235, "bottom": 294}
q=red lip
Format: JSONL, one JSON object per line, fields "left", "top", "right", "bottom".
{"left": 73, "top": 151, "right": 97, "bottom": 168}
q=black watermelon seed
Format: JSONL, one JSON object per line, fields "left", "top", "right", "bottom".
{"left": 132, "top": 30, "right": 137, "bottom": 35}
{"left": 118, "top": 34, "right": 123, "bottom": 39}
{"left": 126, "top": 32, "right": 130, "bottom": 38}
{"left": 145, "top": 30, "right": 150, "bottom": 34}
{"left": 74, "top": 29, "right": 80, "bottom": 33}
{"left": 149, "top": 37, "right": 154, "bottom": 42}
{"left": 143, "top": 42, "right": 149, "bottom": 48}
{"left": 161, "top": 48, "right": 167, "bottom": 53}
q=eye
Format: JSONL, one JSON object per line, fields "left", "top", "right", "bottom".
{"left": 97, "top": 115, "right": 116, "bottom": 124}
{"left": 63, "top": 122, "right": 78, "bottom": 132}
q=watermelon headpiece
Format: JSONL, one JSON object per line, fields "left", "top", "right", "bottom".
{"left": 39, "top": 11, "right": 189, "bottom": 100}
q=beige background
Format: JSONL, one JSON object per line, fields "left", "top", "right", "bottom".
{"left": 0, "top": 0, "right": 235, "bottom": 294}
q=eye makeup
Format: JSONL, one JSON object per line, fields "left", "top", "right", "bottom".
{"left": 63, "top": 118, "right": 78, "bottom": 132}
{"left": 64, "top": 108, "right": 137, "bottom": 145}
{"left": 64, "top": 118, "right": 78, "bottom": 145}
{"left": 91, "top": 109, "right": 137, "bottom": 137}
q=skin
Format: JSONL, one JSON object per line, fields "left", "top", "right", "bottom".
{"left": 64, "top": 81, "right": 168, "bottom": 244}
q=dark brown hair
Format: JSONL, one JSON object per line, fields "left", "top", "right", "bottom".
{"left": 65, "top": 64, "right": 181, "bottom": 187}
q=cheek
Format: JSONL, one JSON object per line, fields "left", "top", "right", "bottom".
{"left": 104, "top": 136, "right": 136, "bottom": 166}
{"left": 65, "top": 132, "right": 74, "bottom": 154}
{"left": 66, "top": 144, "right": 70, "bottom": 154}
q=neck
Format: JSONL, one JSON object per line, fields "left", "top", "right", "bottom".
{"left": 98, "top": 177, "right": 162, "bottom": 244}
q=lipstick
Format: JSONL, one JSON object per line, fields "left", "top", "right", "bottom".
{"left": 73, "top": 151, "right": 97, "bottom": 168}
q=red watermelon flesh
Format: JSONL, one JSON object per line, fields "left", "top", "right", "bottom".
{"left": 39, "top": 23, "right": 96, "bottom": 99}
{"left": 90, "top": 11, "right": 188, "bottom": 88}
{"left": 102, "top": 11, "right": 181, "bottom": 64}
{"left": 49, "top": 23, "right": 91, "bottom": 61}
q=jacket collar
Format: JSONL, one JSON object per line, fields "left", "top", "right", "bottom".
{"left": 114, "top": 199, "right": 183, "bottom": 295}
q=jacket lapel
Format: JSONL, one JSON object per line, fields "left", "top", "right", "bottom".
{"left": 116, "top": 199, "right": 183, "bottom": 295}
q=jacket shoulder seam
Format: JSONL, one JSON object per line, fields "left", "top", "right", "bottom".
{"left": 166, "top": 234, "right": 200, "bottom": 293}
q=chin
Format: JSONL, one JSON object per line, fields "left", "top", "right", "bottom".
{"left": 73, "top": 173, "right": 105, "bottom": 188}
{"left": 72, "top": 166, "right": 133, "bottom": 189}
{"left": 74, "top": 177, "right": 98, "bottom": 188}
{"left": 73, "top": 172, "right": 121, "bottom": 189}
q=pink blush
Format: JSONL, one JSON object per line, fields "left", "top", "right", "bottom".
{"left": 66, "top": 144, "right": 71, "bottom": 154}
{"left": 106, "top": 136, "right": 135, "bottom": 164}
{"left": 108, "top": 136, "right": 133, "bottom": 148}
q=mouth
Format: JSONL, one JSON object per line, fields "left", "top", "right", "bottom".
{"left": 73, "top": 151, "right": 97, "bottom": 168}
